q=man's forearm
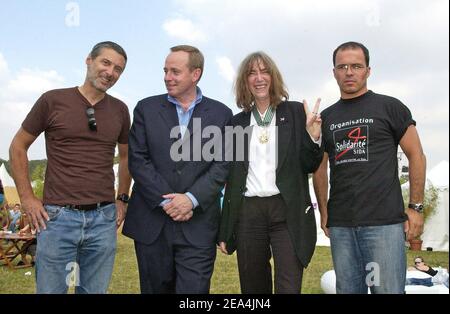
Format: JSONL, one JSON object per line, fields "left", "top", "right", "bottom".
{"left": 408, "top": 153, "right": 426, "bottom": 204}
{"left": 313, "top": 171, "right": 328, "bottom": 215}
{"left": 313, "top": 154, "right": 329, "bottom": 213}
{"left": 10, "top": 147, "right": 34, "bottom": 200}
{"left": 117, "top": 156, "right": 132, "bottom": 195}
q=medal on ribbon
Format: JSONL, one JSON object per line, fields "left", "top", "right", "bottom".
{"left": 252, "top": 106, "right": 274, "bottom": 144}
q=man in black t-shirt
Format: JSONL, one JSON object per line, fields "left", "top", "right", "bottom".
{"left": 313, "top": 42, "right": 426, "bottom": 294}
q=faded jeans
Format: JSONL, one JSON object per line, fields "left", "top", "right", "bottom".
{"left": 35, "top": 203, "right": 117, "bottom": 294}
{"left": 329, "top": 222, "right": 406, "bottom": 294}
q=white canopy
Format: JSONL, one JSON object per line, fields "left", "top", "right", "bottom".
{"left": 0, "top": 163, "right": 15, "bottom": 187}
{"left": 427, "top": 160, "right": 449, "bottom": 189}
{"left": 421, "top": 160, "right": 449, "bottom": 252}
{"left": 311, "top": 160, "right": 449, "bottom": 251}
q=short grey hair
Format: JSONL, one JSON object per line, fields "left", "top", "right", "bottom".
{"left": 90, "top": 41, "right": 127, "bottom": 63}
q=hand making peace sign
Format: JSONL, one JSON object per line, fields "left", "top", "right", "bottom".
{"left": 303, "top": 98, "right": 322, "bottom": 141}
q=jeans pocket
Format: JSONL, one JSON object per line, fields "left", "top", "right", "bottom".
{"left": 44, "top": 205, "right": 63, "bottom": 221}
{"left": 99, "top": 203, "right": 117, "bottom": 222}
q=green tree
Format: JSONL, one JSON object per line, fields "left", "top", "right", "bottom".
{"left": 31, "top": 163, "right": 46, "bottom": 200}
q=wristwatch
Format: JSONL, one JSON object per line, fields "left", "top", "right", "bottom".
{"left": 408, "top": 203, "right": 424, "bottom": 213}
{"left": 116, "top": 193, "right": 129, "bottom": 203}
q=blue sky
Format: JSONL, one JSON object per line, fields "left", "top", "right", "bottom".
{"left": 0, "top": 0, "right": 449, "bottom": 169}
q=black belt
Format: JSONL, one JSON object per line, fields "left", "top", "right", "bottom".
{"left": 58, "top": 202, "right": 114, "bottom": 211}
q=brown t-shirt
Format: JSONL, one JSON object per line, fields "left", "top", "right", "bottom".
{"left": 22, "top": 87, "right": 130, "bottom": 205}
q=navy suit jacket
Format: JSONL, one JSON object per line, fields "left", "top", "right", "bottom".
{"left": 122, "top": 94, "right": 233, "bottom": 247}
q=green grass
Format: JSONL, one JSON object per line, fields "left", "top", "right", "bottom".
{"left": 1, "top": 234, "right": 448, "bottom": 294}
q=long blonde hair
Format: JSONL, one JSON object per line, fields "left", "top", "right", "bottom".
{"left": 234, "top": 51, "right": 289, "bottom": 112}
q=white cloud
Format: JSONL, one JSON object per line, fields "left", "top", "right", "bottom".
{"left": 2, "top": 68, "right": 64, "bottom": 102}
{"left": 370, "top": 80, "right": 411, "bottom": 102}
{"left": 162, "top": 18, "right": 207, "bottom": 42}
{"left": 0, "top": 53, "right": 9, "bottom": 81}
{"left": 0, "top": 64, "right": 65, "bottom": 159}
{"left": 216, "top": 56, "right": 235, "bottom": 82}
{"left": 169, "top": 0, "right": 448, "bottom": 168}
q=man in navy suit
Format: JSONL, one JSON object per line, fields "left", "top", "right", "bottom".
{"left": 122, "top": 45, "right": 233, "bottom": 294}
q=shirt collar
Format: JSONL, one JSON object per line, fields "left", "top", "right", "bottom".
{"left": 167, "top": 87, "right": 203, "bottom": 111}
{"left": 249, "top": 103, "right": 272, "bottom": 126}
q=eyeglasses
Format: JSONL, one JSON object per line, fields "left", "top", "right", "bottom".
{"left": 414, "top": 260, "right": 423, "bottom": 264}
{"left": 335, "top": 64, "right": 366, "bottom": 72}
{"left": 86, "top": 107, "right": 97, "bottom": 132}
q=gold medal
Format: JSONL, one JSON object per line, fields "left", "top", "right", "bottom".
{"left": 252, "top": 105, "right": 274, "bottom": 144}
{"left": 259, "top": 129, "right": 269, "bottom": 144}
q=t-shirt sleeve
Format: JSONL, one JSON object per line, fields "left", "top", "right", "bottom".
{"left": 22, "top": 93, "right": 50, "bottom": 137}
{"left": 118, "top": 104, "right": 131, "bottom": 144}
{"left": 387, "top": 99, "right": 416, "bottom": 144}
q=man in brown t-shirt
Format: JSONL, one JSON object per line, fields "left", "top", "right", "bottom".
{"left": 9, "top": 41, "right": 131, "bottom": 294}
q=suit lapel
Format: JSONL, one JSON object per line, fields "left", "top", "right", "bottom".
{"left": 276, "top": 103, "right": 292, "bottom": 174}
{"left": 158, "top": 98, "right": 179, "bottom": 138}
{"left": 236, "top": 112, "right": 251, "bottom": 171}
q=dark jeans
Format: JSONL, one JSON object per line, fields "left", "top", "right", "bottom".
{"left": 236, "top": 195, "right": 303, "bottom": 294}
{"left": 405, "top": 277, "right": 433, "bottom": 287}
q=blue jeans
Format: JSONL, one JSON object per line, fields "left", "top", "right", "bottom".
{"left": 405, "top": 277, "right": 433, "bottom": 287}
{"left": 9, "top": 212, "right": 21, "bottom": 232}
{"left": 36, "top": 203, "right": 117, "bottom": 294}
{"left": 329, "top": 222, "right": 406, "bottom": 294}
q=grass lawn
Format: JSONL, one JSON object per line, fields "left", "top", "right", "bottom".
{"left": 1, "top": 234, "right": 448, "bottom": 294}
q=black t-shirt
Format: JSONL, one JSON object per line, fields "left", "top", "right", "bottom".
{"left": 321, "top": 90, "right": 415, "bottom": 227}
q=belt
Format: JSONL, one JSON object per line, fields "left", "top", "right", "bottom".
{"left": 58, "top": 202, "right": 114, "bottom": 211}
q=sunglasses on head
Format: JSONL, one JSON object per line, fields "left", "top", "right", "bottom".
{"left": 86, "top": 107, "right": 97, "bottom": 131}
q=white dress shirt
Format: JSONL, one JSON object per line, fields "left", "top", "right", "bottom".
{"left": 244, "top": 107, "right": 322, "bottom": 197}
{"left": 245, "top": 108, "right": 280, "bottom": 197}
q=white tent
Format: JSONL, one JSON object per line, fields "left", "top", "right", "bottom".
{"left": 427, "top": 160, "right": 449, "bottom": 189}
{"left": 402, "top": 160, "right": 449, "bottom": 252}
{"left": 421, "top": 161, "right": 449, "bottom": 252}
{"left": 310, "top": 160, "right": 450, "bottom": 251}
{"left": 0, "top": 163, "right": 20, "bottom": 204}
{"left": 0, "top": 163, "right": 15, "bottom": 187}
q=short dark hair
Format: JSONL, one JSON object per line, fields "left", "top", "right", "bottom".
{"left": 333, "top": 41, "right": 370, "bottom": 67}
{"left": 90, "top": 41, "right": 127, "bottom": 63}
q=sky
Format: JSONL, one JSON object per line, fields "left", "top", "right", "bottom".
{"left": 0, "top": 0, "right": 448, "bottom": 169}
